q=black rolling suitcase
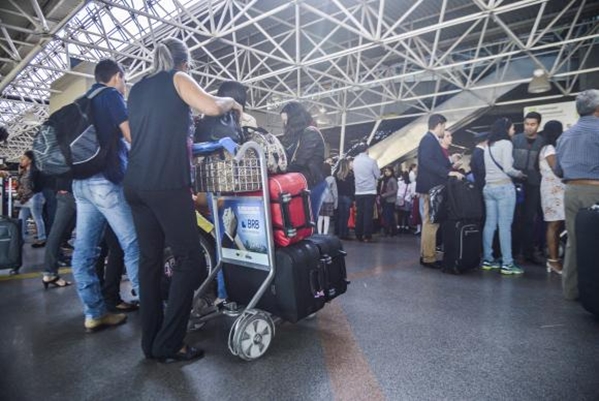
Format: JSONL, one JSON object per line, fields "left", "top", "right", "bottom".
{"left": 303, "top": 234, "right": 349, "bottom": 301}
{"left": 0, "top": 215, "right": 23, "bottom": 273}
{"left": 575, "top": 204, "right": 599, "bottom": 317}
{"left": 223, "top": 240, "right": 326, "bottom": 323}
{"left": 442, "top": 220, "right": 481, "bottom": 274}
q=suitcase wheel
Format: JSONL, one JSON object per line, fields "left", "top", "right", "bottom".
{"left": 228, "top": 309, "right": 275, "bottom": 361}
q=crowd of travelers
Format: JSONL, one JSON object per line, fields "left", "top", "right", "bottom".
{"left": 8, "top": 34, "right": 599, "bottom": 363}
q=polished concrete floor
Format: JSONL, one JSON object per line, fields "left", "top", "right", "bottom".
{"left": 1, "top": 233, "right": 598, "bottom": 401}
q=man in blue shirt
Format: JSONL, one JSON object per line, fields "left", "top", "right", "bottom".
{"left": 555, "top": 89, "right": 599, "bottom": 301}
{"left": 71, "top": 59, "right": 139, "bottom": 332}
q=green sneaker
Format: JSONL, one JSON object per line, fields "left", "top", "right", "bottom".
{"left": 500, "top": 263, "right": 524, "bottom": 275}
{"left": 481, "top": 260, "right": 500, "bottom": 270}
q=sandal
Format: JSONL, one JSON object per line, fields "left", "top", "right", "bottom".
{"left": 42, "top": 275, "right": 72, "bottom": 289}
{"left": 546, "top": 259, "right": 563, "bottom": 275}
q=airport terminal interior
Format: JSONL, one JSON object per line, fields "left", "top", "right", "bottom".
{"left": 1, "top": 1, "right": 599, "bottom": 400}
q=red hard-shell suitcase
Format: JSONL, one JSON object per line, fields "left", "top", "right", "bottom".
{"left": 268, "top": 173, "right": 314, "bottom": 247}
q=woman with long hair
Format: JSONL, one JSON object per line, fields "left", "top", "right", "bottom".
{"left": 17, "top": 151, "right": 46, "bottom": 248}
{"left": 125, "top": 38, "right": 242, "bottom": 363}
{"left": 539, "top": 120, "right": 565, "bottom": 274}
{"left": 280, "top": 101, "right": 326, "bottom": 217}
{"left": 334, "top": 158, "right": 354, "bottom": 239}
{"left": 379, "top": 166, "right": 398, "bottom": 236}
{"left": 482, "top": 117, "right": 526, "bottom": 275}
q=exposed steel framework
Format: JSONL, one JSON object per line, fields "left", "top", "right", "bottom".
{"left": 0, "top": 0, "right": 597, "bottom": 160}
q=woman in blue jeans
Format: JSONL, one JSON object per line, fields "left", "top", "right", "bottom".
{"left": 482, "top": 118, "right": 526, "bottom": 275}
{"left": 334, "top": 159, "right": 354, "bottom": 239}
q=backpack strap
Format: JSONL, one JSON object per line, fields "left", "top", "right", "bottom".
{"left": 87, "top": 86, "right": 110, "bottom": 99}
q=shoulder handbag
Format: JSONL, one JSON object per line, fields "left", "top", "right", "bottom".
{"left": 488, "top": 145, "right": 525, "bottom": 204}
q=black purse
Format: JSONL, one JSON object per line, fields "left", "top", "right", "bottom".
{"left": 194, "top": 111, "right": 243, "bottom": 143}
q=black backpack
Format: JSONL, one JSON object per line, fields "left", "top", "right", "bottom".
{"left": 194, "top": 111, "right": 244, "bottom": 143}
{"left": 33, "top": 86, "right": 114, "bottom": 179}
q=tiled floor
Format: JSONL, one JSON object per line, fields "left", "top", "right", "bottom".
{"left": 1, "top": 234, "right": 598, "bottom": 401}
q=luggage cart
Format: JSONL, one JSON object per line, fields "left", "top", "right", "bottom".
{"left": 191, "top": 141, "right": 280, "bottom": 361}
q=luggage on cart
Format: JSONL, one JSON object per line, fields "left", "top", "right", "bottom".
{"left": 268, "top": 173, "right": 314, "bottom": 247}
{"left": 223, "top": 240, "right": 325, "bottom": 323}
{"left": 304, "top": 234, "right": 349, "bottom": 301}
{"left": 0, "top": 215, "right": 23, "bottom": 272}
{"left": 442, "top": 220, "right": 481, "bottom": 274}
{"left": 575, "top": 204, "right": 599, "bottom": 317}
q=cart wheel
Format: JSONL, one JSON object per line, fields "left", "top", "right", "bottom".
{"left": 228, "top": 310, "right": 275, "bottom": 361}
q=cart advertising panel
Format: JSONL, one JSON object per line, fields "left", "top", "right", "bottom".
{"left": 216, "top": 196, "right": 269, "bottom": 270}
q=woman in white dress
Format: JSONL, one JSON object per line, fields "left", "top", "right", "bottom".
{"left": 539, "top": 120, "right": 565, "bottom": 274}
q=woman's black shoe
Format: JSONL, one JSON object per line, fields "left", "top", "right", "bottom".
{"left": 158, "top": 346, "right": 205, "bottom": 363}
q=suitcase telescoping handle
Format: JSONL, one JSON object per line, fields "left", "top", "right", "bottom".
{"left": 309, "top": 268, "right": 325, "bottom": 298}
{"left": 300, "top": 189, "right": 315, "bottom": 228}
{"left": 278, "top": 192, "right": 297, "bottom": 238}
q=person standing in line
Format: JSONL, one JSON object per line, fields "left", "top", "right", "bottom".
{"left": 416, "top": 114, "right": 464, "bottom": 268}
{"left": 512, "top": 111, "right": 546, "bottom": 265}
{"left": 318, "top": 163, "right": 338, "bottom": 235}
{"left": 470, "top": 132, "right": 489, "bottom": 192}
{"left": 379, "top": 166, "right": 398, "bottom": 237}
{"left": 280, "top": 101, "right": 326, "bottom": 218}
{"left": 334, "top": 158, "right": 355, "bottom": 240}
{"left": 70, "top": 60, "right": 139, "bottom": 328}
{"left": 42, "top": 174, "right": 75, "bottom": 289}
{"left": 538, "top": 120, "right": 565, "bottom": 275}
{"left": 353, "top": 143, "right": 380, "bottom": 242}
{"left": 396, "top": 171, "right": 413, "bottom": 233}
{"left": 125, "top": 38, "right": 242, "bottom": 362}
{"left": 16, "top": 151, "right": 46, "bottom": 248}
{"left": 70, "top": 59, "right": 140, "bottom": 333}
{"left": 481, "top": 118, "right": 526, "bottom": 275}
{"left": 408, "top": 164, "right": 423, "bottom": 235}
{"left": 554, "top": 89, "right": 599, "bottom": 301}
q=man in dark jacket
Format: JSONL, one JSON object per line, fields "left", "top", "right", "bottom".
{"left": 416, "top": 114, "right": 464, "bottom": 268}
{"left": 512, "top": 111, "right": 545, "bottom": 264}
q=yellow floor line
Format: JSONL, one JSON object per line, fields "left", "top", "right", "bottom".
{"left": 0, "top": 267, "right": 72, "bottom": 282}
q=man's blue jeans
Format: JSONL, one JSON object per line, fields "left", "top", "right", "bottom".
{"left": 71, "top": 175, "right": 139, "bottom": 319}
{"left": 483, "top": 183, "right": 516, "bottom": 265}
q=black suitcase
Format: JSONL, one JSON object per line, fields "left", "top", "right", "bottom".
{"left": 442, "top": 220, "right": 481, "bottom": 274}
{"left": 304, "top": 234, "right": 349, "bottom": 301}
{"left": 575, "top": 205, "right": 599, "bottom": 317}
{"left": 223, "top": 240, "right": 326, "bottom": 323}
{"left": 0, "top": 216, "right": 23, "bottom": 272}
